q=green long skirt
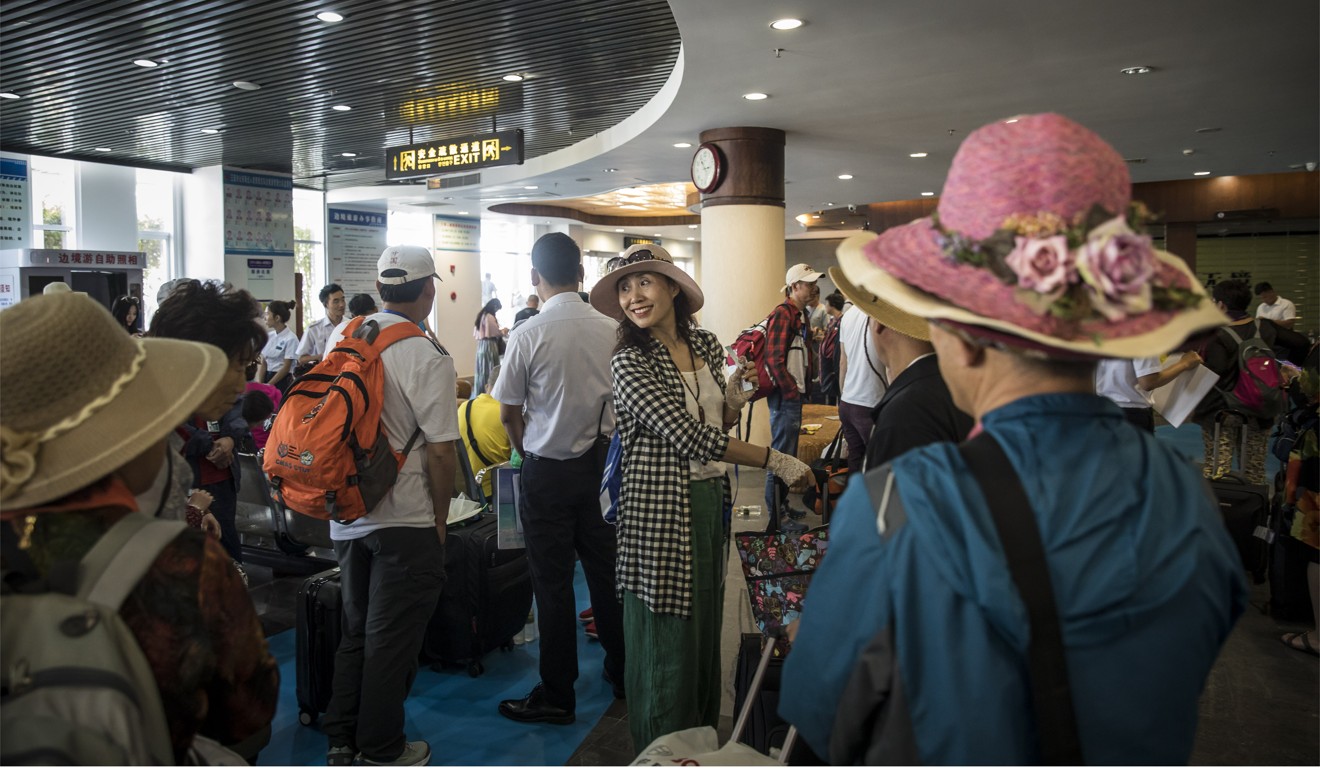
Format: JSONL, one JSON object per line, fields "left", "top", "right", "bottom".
{"left": 623, "top": 477, "right": 725, "bottom": 752}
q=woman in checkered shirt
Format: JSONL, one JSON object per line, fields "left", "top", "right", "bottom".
{"left": 588, "top": 244, "right": 810, "bottom": 751}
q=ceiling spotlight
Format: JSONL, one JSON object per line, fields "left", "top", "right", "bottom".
{"left": 316, "top": 11, "right": 344, "bottom": 22}
{"left": 133, "top": 59, "right": 159, "bottom": 68}
{"left": 233, "top": 81, "right": 262, "bottom": 91}
{"left": 603, "top": 168, "right": 619, "bottom": 172}
{"left": 1120, "top": 65, "right": 1153, "bottom": 75}
{"left": 909, "top": 152, "right": 928, "bottom": 158}
{"left": 615, "top": 228, "right": 625, "bottom": 233}
{"left": 837, "top": 174, "right": 853, "bottom": 180}
{"left": 1193, "top": 171, "right": 1212, "bottom": 176}
{"left": 459, "top": 211, "right": 469, "bottom": 216}
{"left": 200, "top": 128, "right": 220, "bottom": 134}
{"left": 94, "top": 147, "right": 112, "bottom": 152}
{"left": 523, "top": 185, "right": 538, "bottom": 190}
{"left": 0, "top": 92, "right": 19, "bottom": 99}
{"left": 332, "top": 104, "right": 351, "bottom": 111}
{"left": 502, "top": 74, "right": 525, "bottom": 82}
{"left": 341, "top": 152, "right": 357, "bottom": 157}
{"left": 743, "top": 92, "right": 769, "bottom": 101}
{"left": 824, "top": 201, "right": 835, "bottom": 206}
{"left": 921, "top": 191, "right": 936, "bottom": 197}
{"left": 688, "top": 224, "right": 698, "bottom": 229}
{"left": 770, "top": 18, "right": 804, "bottom": 30}
{"left": 687, "top": 237, "right": 696, "bottom": 241}
{"left": 673, "top": 142, "right": 692, "bottom": 148}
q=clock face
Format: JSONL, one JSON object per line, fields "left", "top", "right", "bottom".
{"left": 691, "top": 144, "right": 722, "bottom": 193}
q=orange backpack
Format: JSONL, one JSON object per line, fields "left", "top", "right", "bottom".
{"left": 263, "top": 316, "right": 426, "bottom": 523}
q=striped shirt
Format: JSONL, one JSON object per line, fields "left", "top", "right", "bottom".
{"left": 613, "top": 328, "right": 733, "bottom": 618}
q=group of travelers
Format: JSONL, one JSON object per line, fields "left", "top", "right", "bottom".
{"left": 2, "top": 110, "right": 1316, "bottom": 767}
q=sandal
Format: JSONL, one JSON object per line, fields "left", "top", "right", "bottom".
{"left": 1280, "top": 631, "right": 1319, "bottom": 657}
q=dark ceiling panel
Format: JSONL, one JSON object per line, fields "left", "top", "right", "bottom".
{"left": 0, "top": 0, "right": 680, "bottom": 189}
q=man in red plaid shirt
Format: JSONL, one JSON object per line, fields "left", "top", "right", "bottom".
{"left": 763, "top": 263, "right": 822, "bottom": 533}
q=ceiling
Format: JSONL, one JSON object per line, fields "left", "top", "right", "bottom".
{"left": 2, "top": 0, "right": 1317, "bottom": 237}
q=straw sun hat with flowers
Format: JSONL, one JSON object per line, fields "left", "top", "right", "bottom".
{"left": 0, "top": 293, "right": 228, "bottom": 511}
{"left": 835, "top": 113, "right": 1228, "bottom": 359}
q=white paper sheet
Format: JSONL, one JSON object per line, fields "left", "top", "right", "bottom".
{"left": 1150, "top": 364, "right": 1220, "bottom": 428}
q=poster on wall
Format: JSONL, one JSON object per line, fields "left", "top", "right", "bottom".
{"left": 434, "top": 215, "right": 480, "bottom": 253}
{"left": 327, "top": 208, "right": 387, "bottom": 297}
{"left": 0, "top": 271, "right": 17, "bottom": 308}
{"left": 222, "top": 169, "right": 294, "bottom": 255}
{"left": 246, "top": 259, "right": 275, "bottom": 301}
{"left": 0, "top": 156, "right": 31, "bottom": 249}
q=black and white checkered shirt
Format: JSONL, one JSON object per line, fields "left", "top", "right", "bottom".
{"left": 613, "top": 328, "right": 733, "bottom": 619}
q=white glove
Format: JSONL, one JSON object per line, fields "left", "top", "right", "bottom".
{"left": 765, "top": 449, "right": 811, "bottom": 486}
{"left": 725, "top": 357, "right": 758, "bottom": 412}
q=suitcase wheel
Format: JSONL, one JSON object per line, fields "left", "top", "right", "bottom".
{"left": 299, "top": 710, "right": 315, "bottom": 726}
{"left": 467, "top": 661, "right": 485, "bottom": 678}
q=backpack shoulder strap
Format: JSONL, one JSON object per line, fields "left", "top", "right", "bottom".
{"left": 464, "top": 399, "right": 496, "bottom": 467}
{"left": 76, "top": 513, "right": 186, "bottom": 610}
{"left": 957, "top": 433, "right": 1082, "bottom": 765}
{"left": 372, "top": 318, "right": 426, "bottom": 349}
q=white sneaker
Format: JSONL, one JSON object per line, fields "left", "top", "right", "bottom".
{"left": 362, "top": 740, "right": 430, "bottom": 766}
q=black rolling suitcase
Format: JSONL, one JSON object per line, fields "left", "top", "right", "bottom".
{"left": 422, "top": 512, "right": 532, "bottom": 677}
{"left": 295, "top": 566, "right": 343, "bottom": 726}
{"left": 1208, "top": 415, "right": 1271, "bottom": 582}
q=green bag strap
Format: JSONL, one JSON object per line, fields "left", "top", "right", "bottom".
{"left": 76, "top": 513, "right": 186, "bottom": 610}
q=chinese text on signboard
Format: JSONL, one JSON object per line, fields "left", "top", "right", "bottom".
{"left": 386, "top": 130, "right": 524, "bottom": 180}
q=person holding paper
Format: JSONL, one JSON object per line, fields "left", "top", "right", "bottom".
{"left": 1095, "top": 352, "right": 1203, "bottom": 432}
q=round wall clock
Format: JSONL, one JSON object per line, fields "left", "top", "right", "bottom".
{"left": 690, "top": 142, "right": 725, "bottom": 193}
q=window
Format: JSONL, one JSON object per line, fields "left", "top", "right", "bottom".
{"left": 136, "top": 169, "right": 177, "bottom": 322}
{"left": 294, "top": 189, "right": 326, "bottom": 320}
{"left": 31, "top": 156, "right": 76, "bottom": 248}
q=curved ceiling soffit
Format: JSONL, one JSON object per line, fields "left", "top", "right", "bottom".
{"left": 328, "top": 45, "right": 687, "bottom": 206}
{"left": 486, "top": 201, "right": 699, "bottom": 226}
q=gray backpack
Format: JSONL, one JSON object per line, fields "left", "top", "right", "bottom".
{"left": 1, "top": 513, "right": 184, "bottom": 765}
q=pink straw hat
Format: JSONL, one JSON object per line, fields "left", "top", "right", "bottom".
{"left": 836, "top": 113, "right": 1227, "bottom": 358}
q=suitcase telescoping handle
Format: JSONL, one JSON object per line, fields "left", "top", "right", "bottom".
{"left": 731, "top": 633, "right": 799, "bottom": 763}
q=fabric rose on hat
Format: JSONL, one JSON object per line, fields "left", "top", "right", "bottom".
{"left": 1004, "top": 235, "right": 1073, "bottom": 295}
{"left": 1076, "top": 217, "right": 1156, "bottom": 321}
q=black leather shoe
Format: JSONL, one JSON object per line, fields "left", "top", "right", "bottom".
{"left": 498, "top": 683, "right": 575, "bottom": 725}
{"left": 602, "top": 668, "right": 626, "bottom": 701}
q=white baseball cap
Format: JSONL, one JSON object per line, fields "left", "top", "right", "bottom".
{"left": 378, "top": 245, "right": 441, "bottom": 285}
{"left": 783, "top": 263, "right": 823, "bottom": 290}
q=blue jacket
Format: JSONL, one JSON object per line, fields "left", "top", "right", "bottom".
{"left": 781, "top": 394, "right": 1246, "bottom": 764}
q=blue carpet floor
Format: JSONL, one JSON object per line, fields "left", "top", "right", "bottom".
{"left": 257, "top": 565, "right": 611, "bottom": 766}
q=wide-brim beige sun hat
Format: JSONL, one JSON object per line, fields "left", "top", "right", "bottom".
{"left": 1, "top": 293, "right": 228, "bottom": 510}
{"left": 840, "top": 113, "right": 1229, "bottom": 359}
{"left": 828, "top": 245, "right": 929, "bottom": 342}
{"left": 589, "top": 243, "right": 704, "bottom": 321}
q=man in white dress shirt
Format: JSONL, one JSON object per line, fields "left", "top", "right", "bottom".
{"left": 1254, "top": 282, "right": 1297, "bottom": 330}
{"left": 492, "top": 233, "right": 626, "bottom": 725}
{"left": 296, "top": 283, "right": 347, "bottom": 368}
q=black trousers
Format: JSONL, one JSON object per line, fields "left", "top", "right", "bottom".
{"left": 200, "top": 480, "right": 241, "bottom": 563}
{"left": 1121, "top": 406, "right": 1155, "bottom": 433}
{"left": 520, "top": 450, "right": 626, "bottom": 711}
{"left": 324, "top": 527, "right": 446, "bottom": 762}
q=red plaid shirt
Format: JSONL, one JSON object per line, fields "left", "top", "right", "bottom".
{"left": 764, "top": 300, "right": 805, "bottom": 399}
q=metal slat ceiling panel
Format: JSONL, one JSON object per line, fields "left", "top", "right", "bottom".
{"left": 0, "top": 0, "right": 680, "bottom": 189}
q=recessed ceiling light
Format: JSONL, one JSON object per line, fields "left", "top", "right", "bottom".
{"left": 94, "top": 147, "right": 112, "bottom": 152}
{"left": 332, "top": 104, "right": 351, "bottom": 111}
{"left": 200, "top": 128, "right": 220, "bottom": 134}
{"left": 502, "top": 74, "right": 525, "bottom": 82}
{"left": 823, "top": 202, "right": 835, "bottom": 206}
{"left": 1004, "top": 118, "right": 1020, "bottom": 124}
{"left": 133, "top": 59, "right": 159, "bottom": 68}
{"left": 1193, "top": 171, "right": 1212, "bottom": 176}
{"left": 770, "top": 18, "right": 804, "bottom": 30}
{"left": 0, "top": 92, "right": 19, "bottom": 99}
{"left": 920, "top": 191, "right": 936, "bottom": 197}
{"left": 743, "top": 92, "right": 769, "bottom": 101}
{"left": 233, "top": 81, "right": 262, "bottom": 91}
{"left": 316, "top": 11, "right": 344, "bottom": 22}
{"left": 523, "top": 185, "right": 538, "bottom": 190}
{"left": 615, "top": 228, "right": 625, "bottom": 233}
{"left": 1120, "top": 65, "right": 1153, "bottom": 75}
{"left": 688, "top": 224, "right": 698, "bottom": 229}
{"left": 837, "top": 174, "right": 853, "bottom": 180}
{"left": 603, "top": 168, "right": 618, "bottom": 172}
{"left": 654, "top": 233, "right": 662, "bottom": 237}
{"left": 811, "top": 214, "right": 821, "bottom": 219}
{"left": 909, "top": 152, "right": 928, "bottom": 158}
{"left": 687, "top": 237, "right": 695, "bottom": 241}
{"left": 673, "top": 142, "right": 692, "bottom": 148}
{"left": 459, "top": 211, "right": 469, "bottom": 215}
{"left": 341, "top": 152, "right": 357, "bottom": 157}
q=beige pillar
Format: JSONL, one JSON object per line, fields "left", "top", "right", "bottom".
{"left": 694, "top": 127, "right": 786, "bottom": 447}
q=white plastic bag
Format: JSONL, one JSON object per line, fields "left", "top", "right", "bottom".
{"left": 630, "top": 727, "right": 782, "bottom": 766}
